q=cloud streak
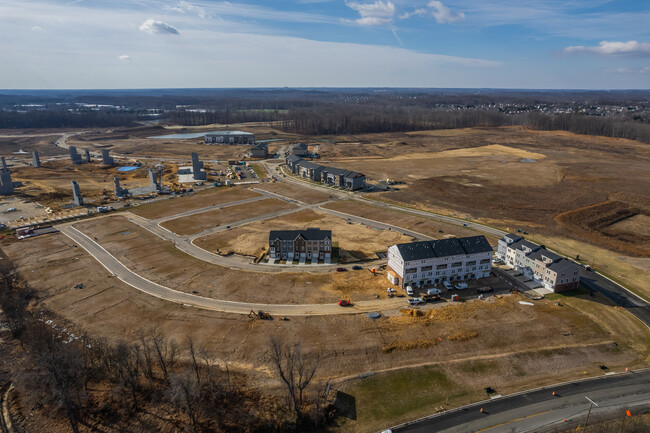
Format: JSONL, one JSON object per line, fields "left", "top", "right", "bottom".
{"left": 565, "top": 41, "right": 650, "bottom": 57}
{"left": 345, "top": 1, "right": 395, "bottom": 26}
{"left": 428, "top": 1, "right": 465, "bottom": 24}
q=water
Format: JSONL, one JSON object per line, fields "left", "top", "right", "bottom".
{"left": 520, "top": 158, "right": 537, "bottom": 163}
{"left": 117, "top": 166, "right": 139, "bottom": 172}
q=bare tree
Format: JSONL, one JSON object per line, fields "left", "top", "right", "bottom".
{"left": 168, "top": 369, "right": 200, "bottom": 433}
{"left": 112, "top": 342, "right": 141, "bottom": 412}
{"left": 187, "top": 337, "right": 201, "bottom": 384}
{"left": 151, "top": 333, "right": 178, "bottom": 381}
{"left": 269, "top": 336, "right": 320, "bottom": 423}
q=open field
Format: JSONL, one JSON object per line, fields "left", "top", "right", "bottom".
{"left": 194, "top": 209, "right": 413, "bottom": 260}
{"left": 317, "top": 127, "right": 650, "bottom": 259}
{"left": 67, "top": 124, "right": 297, "bottom": 159}
{"left": 322, "top": 200, "right": 493, "bottom": 241}
{"left": 254, "top": 181, "right": 334, "bottom": 204}
{"left": 160, "top": 197, "right": 297, "bottom": 236}
{"left": 0, "top": 134, "right": 69, "bottom": 158}
{"left": 129, "top": 186, "right": 262, "bottom": 219}
{"left": 607, "top": 214, "right": 650, "bottom": 237}
{"left": 3, "top": 229, "right": 647, "bottom": 432}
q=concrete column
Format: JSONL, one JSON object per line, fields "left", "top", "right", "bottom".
{"left": 32, "top": 151, "right": 41, "bottom": 168}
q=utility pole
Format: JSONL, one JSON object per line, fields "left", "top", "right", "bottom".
{"left": 583, "top": 396, "right": 599, "bottom": 432}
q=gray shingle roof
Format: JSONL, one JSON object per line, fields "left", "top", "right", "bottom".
{"left": 269, "top": 228, "right": 332, "bottom": 242}
{"left": 395, "top": 236, "right": 493, "bottom": 261}
{"left": 251, "top": 143, "right": 267, "bottom": 150}
{"left": 547, "top": 258, "right": 579, "bottom": 273}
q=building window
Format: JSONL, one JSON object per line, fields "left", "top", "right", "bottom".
{"left": 405, "top": 268, "right": 417, "bottom": 274}
{"left": 437, "top": 264, "right": 448, "bottom": 270}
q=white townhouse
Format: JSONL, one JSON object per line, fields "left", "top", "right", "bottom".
{"left": 386, "top": 236, "right": 493, "bottom": 288}
{"left": 496, "top": 233, "right": 581, "bottom": 292}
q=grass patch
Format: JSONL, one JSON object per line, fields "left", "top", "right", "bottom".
{"left": 343, "top": 366, "right": 465, "bottom": 427}
{"left": 249, "top": 163, "right": 266, "bottom": 178}
{"left": 544, "top": 285, "right": 591, "bottom": 300}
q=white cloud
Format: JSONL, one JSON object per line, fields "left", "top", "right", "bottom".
{"left": 399, "top": 1, "right": 465, "bottom": 23}
{"left": 31, "top": 25, "right": 44, "bottom": 31}
{"left": 428, "top": 1, "right": 465, "bottom": 24}
{"left": 345, "top": 1, "right": 395, "bottom": 26}
{"left": 565, "top": 40, "right": 650, "bottom": 56}
{"left": 118, "top": 55, "right": 131, "bottom": 61}
{"left": 166, "top": 1, "right": 209, "bottom": 19}
{"left": 139, "top": 19, "right": 180, "bottom": 35}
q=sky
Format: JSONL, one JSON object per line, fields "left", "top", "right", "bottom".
{"left": 1, "top": 0, "right": 649, "bottom": 89}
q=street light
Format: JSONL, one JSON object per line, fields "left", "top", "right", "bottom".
{"left": 583, "top": 396, "right": 599, "bottom": 432}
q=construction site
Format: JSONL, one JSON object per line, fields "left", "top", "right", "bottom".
{"left": 0, "top": 122, "right": 648, "bottom": 433}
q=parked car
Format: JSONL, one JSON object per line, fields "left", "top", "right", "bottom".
{"left": 407, "top": 298, "right": 424, "bottom": 306}
{"left": 422, "top": 294, "right": 442, "bottom": 303}
{"left": 406, "top": 285, "right": 414, "bottom": 296}
{"left": 455, "top": 282, "right": 468, "bottom": 290}
{"left": 477, "top": 286, "right": 494, "bottom": 294}
{"left": 352, "top": 265, "right": 363, "bottom": 270}
{"left": 443, "top": 281, "right": 453, "bottom": 290}
{"left": 338, "top": 299, "right": 351, "bottom": 307}
{"left": 427, "top": 288, "right": 442, "bottom": 295}
{"left": 336, "top": 267, "right": 348, "bottom": 272}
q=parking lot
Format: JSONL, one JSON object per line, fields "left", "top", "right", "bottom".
{"left": 0, "top": 197, "right": 48, "bottom": 224}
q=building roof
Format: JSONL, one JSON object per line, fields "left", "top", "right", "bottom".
{"left": 269, "top": 228, "right": 332, "bottom": 242}
{"left": 503, "top": 233, "right": 523, "bottom": 243}
{"left": 286, "top": 155, "right": 302, "bottom": 164}
{"left": 293, "top": 142, "right": 308, "bottom": 150}
{"left": 296, "top": 160, "right": 324, "bottom": 170}
{"left": 393, "top": 235, "right": 493, "bottom": 262}
{"left": 547, "top": 258, "right": 579, "bottom": 274}
{"left": 205, "top": 131, "right": 254, "bottom": 136}
{"left": 251, "top": 143, "right": 267, "bottom": 150}
{"left": 509, "top": 239, "right": 541, "bottom": 254}
{"left": 323, "top": 167, "right": 352, "bottom": 176}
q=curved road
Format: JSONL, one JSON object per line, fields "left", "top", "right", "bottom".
{"left": 394, "top": 369, "right": 650, "bottom": 433}
{"left": 57, "top": 224, "right": 405, "bottom": 316}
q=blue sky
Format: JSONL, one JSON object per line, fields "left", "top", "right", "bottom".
{"left": 1, "top": 0, "right": 649, "bottom": 89}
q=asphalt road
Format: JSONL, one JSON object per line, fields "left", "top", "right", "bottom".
{"left": 395, "top": 369, "right": 650, "bottom": 433}
{"left": 57, "top": 224, "right": 405, "bottom": 316}
{"left": 580, "top": 270, "right": 650, "bottom": 328}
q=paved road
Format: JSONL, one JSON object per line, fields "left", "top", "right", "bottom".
{"left": 581, "top": 270, "right": 650, "bottom": 328}
{"left": 394, "top": 369, "right": 650, "bottom": 433}
{"left": 57, "top": 224, "right": 404, "bottom": 316}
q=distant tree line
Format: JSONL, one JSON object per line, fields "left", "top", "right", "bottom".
{"left": 0, "top": 110, "right": 141, "bottom": 129}
{"left": 0, "top": 251, "right": 331, "bottom": 432}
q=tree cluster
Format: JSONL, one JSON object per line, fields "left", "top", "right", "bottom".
{"left": 0, "top": 251, "right": 330, "bottom": 432}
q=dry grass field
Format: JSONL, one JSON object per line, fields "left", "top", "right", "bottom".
{"left": 254, "top": 181, "right": 333, "bottom": 204}
{"left": 194, "top": 209, "right": 413, "bottom": 259}
{"left": 0, "top": 134, "right": 69, "bottom": 157}
{"left": 3, "top": 230, "right": 647, "bottom": 433}
{"left": 130, "top": 186, "right": 262, "bottom": 219}
{"left": 160, "top": 197, "right": 297, "bottom": 236}
{"left": 322, "top": 200, "right": 495, "bottom": 241}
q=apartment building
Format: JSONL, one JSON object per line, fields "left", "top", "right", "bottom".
{"left": 496, "top": 233, "right": 581, "bottom": 292}
{"left": 386, "top": 236, "right": 493, "bottom": 288}
{"left": 269, "top": 228, "right": 332, "bottom": 262}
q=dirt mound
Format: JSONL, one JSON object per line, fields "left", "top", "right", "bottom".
{"left": 400, "top": 309, "right": 424, "bottom": 317}
{"left": 447, "top": 329, "right": 478, "bottom": 341}
{"left": 555, "top": 201, "right": 650, "bottom": 257}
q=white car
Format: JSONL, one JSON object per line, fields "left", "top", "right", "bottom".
{"left": 427, "top": 288, "right": 441, "bottom": 295}
{"left": 456, "top": 282, "right": 468, "bottom": 290}
{"left": 408, "top": 298, "right": 424, "bottom": 306}
{"left": 443, "top": 281, "right": 452, "bottom": 290}
{"left": 406, "top": 285, "right": 414, "bottom": 296}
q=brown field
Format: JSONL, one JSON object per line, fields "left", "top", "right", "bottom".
{"left": 67, "top": 124, "right": 297, "bottom": 159}
{"left": 130, "top": 186, "right": 262, "bottom": 219}
{"left": 194, "top": 209, "right": 413, "bottom": 259}
{"left": 11, "top": 160, "right": 152, "bottom": 208}
{"left": 607, "top": 214, "right": 650, "bottom": 237}
{"left": 3, "top": 230, "right": 647, "bottom": 433}
{"left": 0, "top": 134, "right": 69, "bottom": 158}
{"left": 254, "top": 181, "right": 334, "bottom": 204}
{"left": 160, "top": 197, "right": 297, "bottom": 235}
{"left": 322, "top": 200, "right": 495, "bottom": 241}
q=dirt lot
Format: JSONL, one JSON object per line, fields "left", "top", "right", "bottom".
{"left": 160, "top": 198, "right": 297, "bottom": 236}
{"left": 130, "top": 186, "right": 262, "bottom": 219}
{"left": 3, "top": 230, "right": 647, "bottom": 432}
{"left": 10, "top": 160, "right": 153, "bottom": 208}
{"left": 322, "top": 200, "right": 495, "bottom": 242}
{"left": 0, "top": 134, "right": 69, "bottom": 158}
{"left": 67, "top": 124, "right": 297, "bottom": 160}
{"left": 194, "top": 209, "right": 413, "bottom": 260}
{"left": 254, "top": 181, "right": 334, "bottom": 204}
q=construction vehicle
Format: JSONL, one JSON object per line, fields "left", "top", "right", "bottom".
{"left": 249, "top": 310, "right": 272, "bottom": 320}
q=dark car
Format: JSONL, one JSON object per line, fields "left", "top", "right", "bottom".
{"left": 352, "top": 265, "right": 363, "bottom": 270}
{"left": 336, "top": 267, "right": 348, "bottom": 272}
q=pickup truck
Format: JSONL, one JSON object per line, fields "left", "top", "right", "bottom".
{"left": 408, "top": 298, "right": 424, "bottom": 306}
{"left": 422, "top": 294, "right": 442, "bottom": 303}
